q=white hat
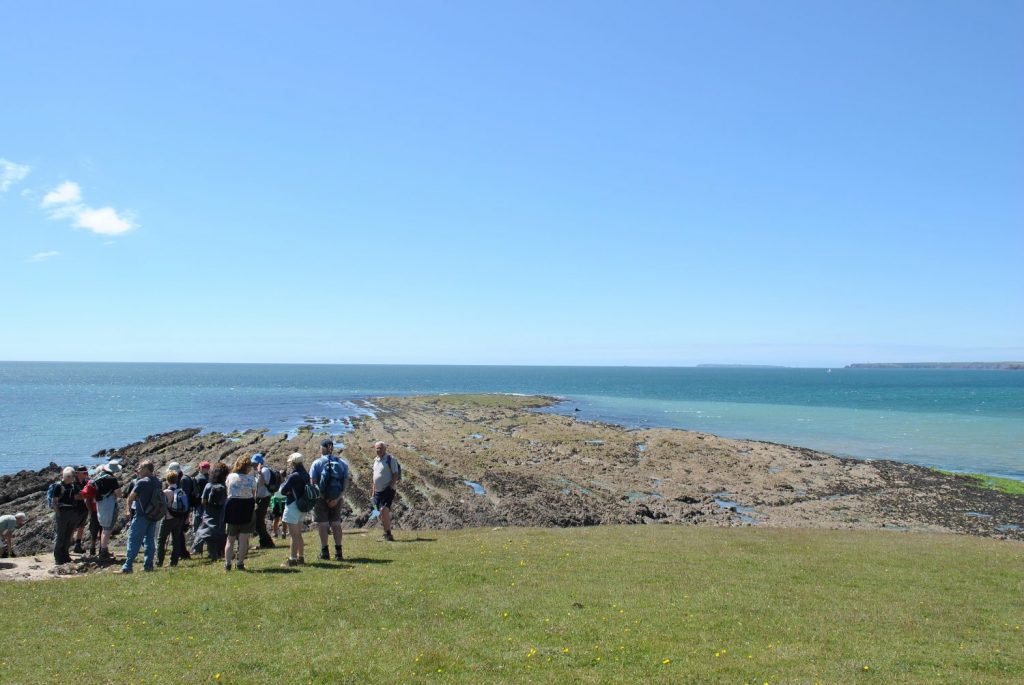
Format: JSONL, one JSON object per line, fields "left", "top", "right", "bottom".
{"left": 287, "top": 452, "right": 304, "bottom": 466}
{"left": 166, "top": 462, "right": 182, "bottom": 474}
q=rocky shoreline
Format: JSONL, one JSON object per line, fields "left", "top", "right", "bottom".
{"left": 2, "top": 394, "right": 1021, "bottom": 561}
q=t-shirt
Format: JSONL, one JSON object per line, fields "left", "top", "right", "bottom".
{"left": 52, "top": 481, "right": 80, "bottom": 510}
{"left": 80, "top": 481, "right": 99, "bottom": 512}
{"left": 0, "top": 514, "right": 17, "bottom": 532}
{"left": 178, "top": 473, "right": 195, "bottom": 506}
{"left": 130, "top": 476, "right": 161, "bottom": 516}
{"left": 372, "top": 454, "right": 400, "bottom": 491}
{"left": 309, "top": 454, "right": 348, "bottom": 485}
{"left": 225, "top": 472, "right": 257, "bottom": 499}
{"left": 280, "top": 468, "right": 310, "bottom": 505}
{"left": 255, "top": 468, "right": 273, "bottom": 498}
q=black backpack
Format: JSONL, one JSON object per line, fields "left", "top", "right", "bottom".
{"left": 264, "top": 467, "right": 281, "bottom": 493}
{"left": 205, "top": 483, "right": 227, "bottom": 509}
{"left": 142, "top": 479, "right": 167, "bottom": 521}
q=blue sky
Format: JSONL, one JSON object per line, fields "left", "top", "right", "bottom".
{"left": 1, "top": 1, "right": 1021, "bottom": 366}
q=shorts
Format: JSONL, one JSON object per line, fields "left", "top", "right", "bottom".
{"left": 283, "top": 501, "right": 302, "bottom": 525}
{"left": 372, "top": 487, "right": 396, "bottom": 510}
{"left": 226, "top": 519, "right": 255, "bottom": 537}
{"left": 96, "top": 497, "right": 119, "bottom": 529}
{"left": 271, "top": 499, "right": 286, "bottom": 517}
{"left": 313, "top": 498, "right": 342, "bottom": 524}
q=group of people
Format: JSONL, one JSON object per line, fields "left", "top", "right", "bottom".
{"left": 26, "top": 438, "right": 402, "bottom": 573}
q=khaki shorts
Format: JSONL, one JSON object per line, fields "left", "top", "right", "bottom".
{"left": 313, "top": 498, "right": 342, "bottom": 524}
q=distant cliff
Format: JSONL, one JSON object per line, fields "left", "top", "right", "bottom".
{"left": 846, "top": 362, "right": 1024, "bottom": 370}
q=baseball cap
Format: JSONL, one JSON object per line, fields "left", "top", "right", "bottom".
{"left": 199, "top": 460, "right": 211, "bottom": 469}
{"left": 251, "top": 453, "right": 265, "bottom": 465}
{"left": 320, "top": 439, "right": 334, "bottom": 448}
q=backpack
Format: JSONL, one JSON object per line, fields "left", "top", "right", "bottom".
{"left": 205, "top": 483, "right": 226, "bottom": 509}
{"left": 46, "top": 482, "right": 57, "bottom": 510}
{"left": 142, "top": 479, "right": 167, "bottom": 521}
{"left": 318, "top": 456, "right": 348, "bottom": 500}
{"left": 264, "top": 467, "right": 281, "bottom": 493}
{"left": 168, "top": 487, "right": 189, "bottom": 517}
{"left": 93, "top": 473, "right": 119, "bottom": 500}
{"left": 384, "top": 454, "right": 401, "bottom": 482}
{"left": 296, "top": 483, "right": 320, "bottom": 512}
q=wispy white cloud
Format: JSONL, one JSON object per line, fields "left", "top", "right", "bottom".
{"left": 40, "top": 180, "right": 137, "bottom": 236}
{"left": 0, "top": 158, "right": 31, "bottom": 192}
{"left": 27, "top": 251, "right": 60, "bottom": 263}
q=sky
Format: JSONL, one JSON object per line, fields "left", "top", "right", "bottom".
{"left": 1, "top": 1, "right": 1022, "bottom": 366}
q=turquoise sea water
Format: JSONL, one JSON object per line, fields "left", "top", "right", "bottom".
{"left": 1, "top": 362, "right": 1022, "bottom": 478}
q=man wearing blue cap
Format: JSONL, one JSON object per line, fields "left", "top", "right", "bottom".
{"left": 251, "top": 454, "right": 277, "bottom": 549}
{"left": 309, "top": 439, "right": 349, "bottom": 561}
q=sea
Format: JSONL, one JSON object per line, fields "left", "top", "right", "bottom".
{"left": 1, "top": 362, "right": 1022, "bottom": 480}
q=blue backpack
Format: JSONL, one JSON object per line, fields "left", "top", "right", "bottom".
{"left": 319, "top": 456, "right": 348, "bottom": 500}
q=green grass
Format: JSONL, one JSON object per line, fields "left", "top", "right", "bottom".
{"left": 2, "top": 527, "right": 1022, "bottom": 684}
{"left": 421, "top": 393, "right": 556, "bottom": 409}
{"left": 934, "top": 469, "right": 1024, "bottom": 495}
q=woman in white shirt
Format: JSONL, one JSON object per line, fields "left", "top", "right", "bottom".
{"left": 223, "top": 455, "right": 258, "bottom": 571}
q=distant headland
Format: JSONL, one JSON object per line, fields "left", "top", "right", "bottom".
{"left": 846, "top": 362, "right": 1024, "bottom": 370}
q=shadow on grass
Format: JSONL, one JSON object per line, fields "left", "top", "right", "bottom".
{"left": 251, "top": 567, "right": 300, "bottom": 574}
{"left": 391, "top": 537, "right": 436, "bottom": 543}
{"left": 305, "top": 561, "right": 356, "bottom": 570}
{"left": 344, "top": 557, "right": 393, "bottom": 565}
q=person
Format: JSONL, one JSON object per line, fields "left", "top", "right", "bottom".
{"left": 0, "top": 512, "right": 27, "bottom": 557}
{"left": 270, "top": 489, "right": 287, "bottom": 539}
{"left": 309, "top": 439, "right": 349, "bottom": 561}
{"left": 89, "top": 463, "right": 122, "bottom": 559}
{"left": 156, "top": 470, "right": 188, "bottom": 567}
{"left": 51, "top": 466, "right": 83, "bottom": 564}
{"left": 223, "top": 455, "right": 258, "bottom": 571}
{"left": 279, "top": 452, "right": 310, "bottom": 566}
{"left": 250, "top": 454, "right": 277, "bottom": 549}
{"left": 121, "top": 460, "right": 164, "bottom": 573}
{"left": 169, "top": 461, "right": 194, "bottom": 560}
{"left": 71, "top": 466, "right": 90, "bottom": 554}
{"left": 371, "top": 441, "right": 402, "bottom": 542}
{"left": 191, "top": 461, "right": 211, "bottom": 554}
{"left": 191, "top": 462, "right": 228, "bottom": 560}
{"left": 78, "top": 470, "right": 102, "bottom": 556}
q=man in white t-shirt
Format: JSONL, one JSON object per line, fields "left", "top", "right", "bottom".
{"left": 371, "top": 441, "right": 401, "bottom": 541}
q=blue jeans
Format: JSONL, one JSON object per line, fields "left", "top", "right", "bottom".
{"left": 122, "top": 515, "right": 157, "bottom": 571}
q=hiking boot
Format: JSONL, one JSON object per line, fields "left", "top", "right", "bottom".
{"left": 382, "top": 531, "right": 395, "bottom": 542}
{"left": 224, "top": 562, "right": 232, "bottom": 572}
{"left": 298, "top": 556, "right": 305, "bottom": 565}
{"left": 285, "top": 558, "right": 299, "bottom": 567}
{"left": 120, "top": 566, "right": 132, "bottom": 574}
{"left": 89, "top": 546, "right": 96, "bottom": 556}
{"left": 236, "top": 562, "right": 246, "bottom": 571}
{"left": 72, "top": 541, "right": 85, "bottom": 554}
{"left": 334, "top": 545, "right": 343, "bottom": 561}
{"left": 319, "top": 546, "right": 330, "bottom": 561}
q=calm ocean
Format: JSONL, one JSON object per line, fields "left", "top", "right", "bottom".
{"left": 1, "top": 362, "right": 1022, "bottom": 479}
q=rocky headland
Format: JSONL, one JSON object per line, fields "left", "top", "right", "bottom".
{"left": 2, "top": 394, "right": 1021, "bottom": 561}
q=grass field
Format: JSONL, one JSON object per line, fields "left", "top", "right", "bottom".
{"left": 1, "top": 526, "right": 1021, "bottom": 684}
{"left": 934, "top": 469, "right": 1024, "bottom": 495}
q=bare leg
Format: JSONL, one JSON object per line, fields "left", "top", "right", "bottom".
{"left": 381, "top": 506, "right": 392, "bottom": 533}
{"left": 224, "top": 536, "right": 234, "bottom": 566}
{"left": 289, "top": 523, "right": 304, "bottom": 559}
{"left": 238, "top": 534, "right": 249, "bottom": 565}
